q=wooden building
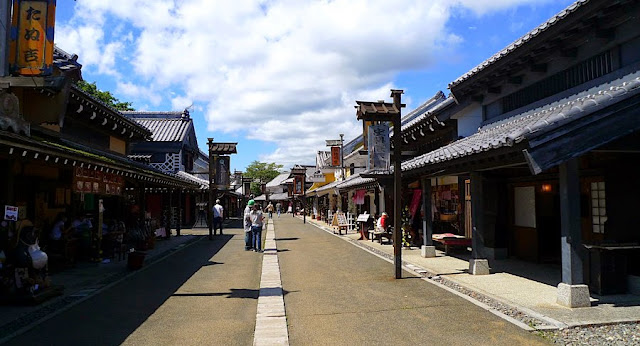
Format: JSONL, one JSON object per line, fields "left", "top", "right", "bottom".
{"left": 402, "top": 0, "right": 640, "bottom": 306}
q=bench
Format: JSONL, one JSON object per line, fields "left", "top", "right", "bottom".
{"left": 368, "top": 227, "right": 393, "bottom": 244}
{"left": 432, "top": 233, "right": 471, "bottom": 254}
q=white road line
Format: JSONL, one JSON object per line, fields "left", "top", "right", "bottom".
{"left": 254, "top": 219, "right": 289, "bottom": 346}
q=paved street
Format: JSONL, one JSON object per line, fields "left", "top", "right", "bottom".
{"left": 3, "top": 220, "right": 262, "bottom": 346}
{"left": 2, "top": 218, "right": 549, "bottom": 345}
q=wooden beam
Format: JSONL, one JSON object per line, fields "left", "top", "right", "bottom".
{"left": 507, "top": 75, "right": 523, "bottom": 85}
{"left": 531, "top": 63, "right": 547, "bottom": 73}
{"left": 487, "top": 86, "right": 501, "bottom": 94}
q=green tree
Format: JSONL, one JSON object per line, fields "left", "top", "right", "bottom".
{"left": 244, "top": 161, "right": 283, "bottom": 196}
{"left": 75, "top": 80, "right": 135, "bottom": 111}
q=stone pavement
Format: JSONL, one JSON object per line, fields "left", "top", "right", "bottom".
{"left": 273, "top": 215, "right": 545, "bottom": 345}
{"left": 0, "top": 229, "right": 202, "bottom": 342}
{"left": 302, "top": 216, "right": 640, "bottom": 330}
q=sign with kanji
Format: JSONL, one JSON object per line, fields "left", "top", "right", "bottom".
{"left": 293, "top": 176, "right": 303, "bottom": 195}
{"left": 367, "top": 123, "right": 390, "bottom": 171}
{"left": 331, "top": 146, "right": 340, "bottom": 167}
{"left": 4, "top": 205, "right": 18, "bottom": 221}
{"left": 215, "top": 156, "right": 230, "bottom": 189}
{"left": 10, "top": 0, "right": 56, "bottom": 76}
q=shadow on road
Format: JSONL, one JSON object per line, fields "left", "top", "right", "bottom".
{"left": 3, "top": 221, "right": 243, "bottom": 346}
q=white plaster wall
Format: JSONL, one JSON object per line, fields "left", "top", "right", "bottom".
{"left": 452, "top": 104, "right": 483, "bottom": 138}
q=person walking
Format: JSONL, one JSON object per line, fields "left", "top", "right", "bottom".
{"left": 212, "top": 199, "right": 224, "bottom": 235}
{"left": 246, "top": 200, "right": 265, "bottom": 252}
{"left": 276, "top": 202, "right": 282, "bottom": 217}
{"left": 244, "top": 200, "right": 253, "bottom": 251}
{"left": 266, "top": 202, "right": 274, "bottom": 219}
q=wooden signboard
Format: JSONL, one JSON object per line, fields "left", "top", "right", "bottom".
{"left": 332, "top": 212, "right": 349, "bottom": 235}
{"left": 356, "top": 213, "right": 371, "bottom": 222}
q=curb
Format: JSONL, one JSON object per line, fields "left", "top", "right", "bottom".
{"left": 0, "top": 235, "right": 204, "bottom": 344}
{"left": 298, "top": 217, "right": 566, "bottom": 332}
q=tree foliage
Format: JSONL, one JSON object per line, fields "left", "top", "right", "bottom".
{"left": 75, "top": 80, "right": 135, "bottom": 111}
{"left": 244, "top": 161, "right": 284, "bottom": 196}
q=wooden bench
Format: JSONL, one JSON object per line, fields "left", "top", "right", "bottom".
{"left": 432, "top": 233, "right": 471, "bottom": 254}
{"left": 368, "top": 227, "right": 393, "bottom": 244}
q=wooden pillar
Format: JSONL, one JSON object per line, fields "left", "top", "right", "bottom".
{"left": 469, "top": 171, "right": 489, "bottom": 275}
{"left": 176, "top": 189, "right": 181, "bottom": 236}
{"left": 167, "top": 188, "right": 173, "bottom": 238}
{"left": 470, "top": 171, "right": 486, "bottom": 259}
{"left": 559, "top": 159, "right": 583, "bottom": 285}
{"left": 392, "top": 92, "right": 402, "bottom": 279}
{"left": 421, "top": 177, "right": 433, "bottom": 246}
{"left": 557, "top": 158, "right": 590, "bottom": 307}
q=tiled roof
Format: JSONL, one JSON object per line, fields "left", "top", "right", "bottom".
{"left": 404, "top": 70, "right": 640, "bottom": 172}
{"left": 400, "top": 91, "right": 446, "bottom": 129}
{"left": 449, "top": 0, "right": 589, "bottom": 89}
{"left": 53, "top": 46, "right": 82, "bottom": 72}
{"left": 128, "top": 154, "right": 151, "bottom": 162}
{"left": 176, "top": 171, "right": 209, "bottom": 189}
{"left": 336, "top": 173, "right": 376, "bottom": 190}
{"left": 123, "top": 112, "right": 191, "bottom": 142}
{"left": 402, "top": 96, "right": 455, "bottom": 132}
{"left": 209, "top": 143, "right": 238, "bottom": 154}
{"left": 266, "top": 173, "right": 291, "bottom": 187}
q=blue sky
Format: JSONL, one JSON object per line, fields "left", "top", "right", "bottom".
{"left": 53, "top": 0, "right": 574, "bottom": 173}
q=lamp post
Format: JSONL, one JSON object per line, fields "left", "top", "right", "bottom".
{"left": 356, "top": 89, "right": 405, "bottom": 279}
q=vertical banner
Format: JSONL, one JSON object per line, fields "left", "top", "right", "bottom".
{"left": 215, "top": 156, "right": 230, "bottom": 189}
{"left": 244, "top": 182, "right": 251, "bottom": 197}
{"left": 331, "top": 146, "right": 340, "bottom": 166}
{"left": 293, "top": 176, "right": 303, "bottom": 195}
{"left": 367, "top": 123, "right": 390, "bottom": 171}
{"left": 10, "top": 0, "right": 56, "bottom": 76}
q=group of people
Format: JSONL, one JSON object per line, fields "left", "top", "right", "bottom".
{"left": 244, "top": 200, "right": 265, "bottom": 252}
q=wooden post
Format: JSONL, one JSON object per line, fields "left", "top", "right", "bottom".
{"left": 167, "top": 188, "right": 172, "bottom": 238}
{"left": 470, "top": 171, "right": 485, "bottom": 259}
{"left": 469, "top": 171, "right": 489, "bottom": 275}
{"left": 176, "top": 189, "right": 181, "bottom": 236}
{"left": 559, "top": 158, "right": 583, "bottom": 285}
{"left": 208, "top": 138, "right": 214, "bottom": 240}
{"left": 391, "top": 90, "right": 403, "bottom": 279}
{"left": 421, "top": 177, "right": 433, "bottom": 246}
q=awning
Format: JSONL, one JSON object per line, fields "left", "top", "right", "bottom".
{"left": 0, "top": 130, "right": 199, "bottom": 189}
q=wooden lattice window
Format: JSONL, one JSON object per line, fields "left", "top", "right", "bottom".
{"left": 590, "top": 181, "right": 607, "bottom": 234}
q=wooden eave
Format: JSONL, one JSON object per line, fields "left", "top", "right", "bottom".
{"left": 209, "top": 142, "right": 238, "bottom": 154}
{"left": 68, "top": 86, "right": 152, "bottom": 141}
{"left": 450, "top": 0, "right": 633, "bottom": 99}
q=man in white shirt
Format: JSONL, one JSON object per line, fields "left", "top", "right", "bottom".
{"left": 212, "top": 199, "right": 224, "bottom": 235}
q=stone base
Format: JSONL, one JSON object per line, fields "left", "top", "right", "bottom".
{"left": 557, "top": 283, "right": 591, "bottom": 308}
{"left": 421, "top": 245, "right": 436, "bottom": 258}
{"left": 469, "top": 259, "right": 490, "bottom": 275}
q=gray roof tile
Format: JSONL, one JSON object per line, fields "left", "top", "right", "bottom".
{"left": 123, "top": 112, "right": 191, "bottom": 142}
{"left": 404, "top": 70, "right": 640, "bottom": 172}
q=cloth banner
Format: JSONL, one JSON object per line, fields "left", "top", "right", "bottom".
{"left": 409, "top": 189, "right": 422, "bottom": 219}
{"left": 353, "top": 189, "right": 366, "bottom": 205}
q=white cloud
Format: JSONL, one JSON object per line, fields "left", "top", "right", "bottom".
{"left": 58, "top": 0, "right": 557, "bottom": 169}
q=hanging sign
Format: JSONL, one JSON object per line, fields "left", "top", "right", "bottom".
{"left": 293, "top": 176, "right": 303, "bottom": 195}
{"left": 10, "top": 0, "right": 56, "bottom": 76}
{"left": 73, "top": 167, "right": 124, "bottom": 195}
{"left": 215, "top": 156, "right": 230, "bottom": 189}
{"left": 367, "top": 123, "right": 390, "bottom": 171}
{"left": 331, "top": 146, "right": 341, "bottom": 167}
{"left": 4, "top": 205, "right": 18, "bottom": 221}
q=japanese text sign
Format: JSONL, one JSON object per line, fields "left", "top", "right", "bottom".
{"left": 367, "top": 123, "right": 390, "bottom": 171}
{"left": 331, "top": 146, "right": 340, "bottom": 167}
{"left": 10, "top": 0, "right": 56, "bottom": 76}
{"left": 4, "top": 205, "right": 18, "bottom": 221}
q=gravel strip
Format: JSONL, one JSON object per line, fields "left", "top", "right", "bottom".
{"left": 311, "top": 223, "right": 640, "bottom": 345}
